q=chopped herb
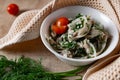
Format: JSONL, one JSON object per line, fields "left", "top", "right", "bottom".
{"left": 73, "top": 23, "right": 83, "bottom": 32}
{"left": 81, "top": 19, "right": 84, "bottom": 27}
{"left": 75, "top": 13, "right": 83, "bottom": 18}
{"left": 73, "top": 48, "right": 87, "bottom": 57}
{"left": 61, "top": 41, "right": 77, "bottom": 49}
{"left": 75, "top": 24, "right": 82, "bottom": 29}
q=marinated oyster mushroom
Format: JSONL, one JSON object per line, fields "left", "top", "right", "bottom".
{"left": 77, "top": 39, "right": 97, "bottom": 58}
{"left": 86, "top": 25, "right": 109, "bottom": 55}
{"left": 47, "top": 13, "right": 109, "bottom": 59}
{"left": 83, "top": 39, "right": 96, "bottom": 57}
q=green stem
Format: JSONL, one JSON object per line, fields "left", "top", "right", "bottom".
{"left": 55, "top": 73, "right": 76, "bottom": 77}
{"left": 54, "top": 65, "right": 88, "bottom": 75}
{"left": 47, "top": 65, "right": 89, "bottom": 78}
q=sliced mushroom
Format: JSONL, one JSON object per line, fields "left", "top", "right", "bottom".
{"left": 86, "top": 27, "right": 101, "bottom": 39}
{"left": 83, "top": 39, "right": 97, "bottom": 58}
{"left": 61, "top": 49, "right": 73, "bottom": 58}
{"left": 96, "top": 32, "right": 109, "bottom": 55}
{"left": 67, "top": 17, "right": 92, "bottom": 41}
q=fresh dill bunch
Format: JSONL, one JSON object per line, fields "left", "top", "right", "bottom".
{"left": 0, "top": 55, "right": 88, "bottom": 80}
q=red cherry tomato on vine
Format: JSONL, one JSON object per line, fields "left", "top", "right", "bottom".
{"left": 56, "top": 17, "right": 69, "bottom": 26}
{"left": 51, "top": 24, "right": 68, "bottom": 35}
{"left": 7, "top": 3, "right": 19, "bottom": 15}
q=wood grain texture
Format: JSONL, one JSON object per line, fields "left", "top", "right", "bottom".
{"left": 0, "top": 0, "right": 77, "bottom": 74}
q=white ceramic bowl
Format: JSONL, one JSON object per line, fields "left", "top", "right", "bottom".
{"left": 40, "top": 6, "right": 119, "bottom": 66}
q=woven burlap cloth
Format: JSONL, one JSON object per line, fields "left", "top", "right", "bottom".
{"left": 0, "top": 0, "right": 120, "bottom": 80}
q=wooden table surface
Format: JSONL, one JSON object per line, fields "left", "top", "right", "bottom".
{"left": 1, "top": 1, "right": 120, "bottom": 80}
{"left": 0, "top": 0, "right": 78, "bottom": 75}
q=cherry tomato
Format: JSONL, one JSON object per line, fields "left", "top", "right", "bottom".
{"left": 51, "top": 24, "right": 68, "bottom": 35}
{"left": 51, "top": 17, "right": 69, "bottom": 35}
{"left": 7, "top": 3, "right": 19, "bottom": 15}
{"left": 56, "top": 17, "right": 69, "bottom": 26}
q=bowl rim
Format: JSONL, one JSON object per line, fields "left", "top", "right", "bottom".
{"left": 40, "top": 6, "right": 119, "bottom": 62}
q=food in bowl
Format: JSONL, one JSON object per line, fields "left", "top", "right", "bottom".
{"left": 40, "top": 6, "right": 119, "bottom": 66}
{"left": 46, "top": 13, "right": 109, "bottom": 59}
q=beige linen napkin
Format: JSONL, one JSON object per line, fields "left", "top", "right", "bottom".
{"left": 83, "top": 54, "right": 120, "bottom": 80}
{"left": 0, "top": 0, "right": 120, "bottom": 80}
